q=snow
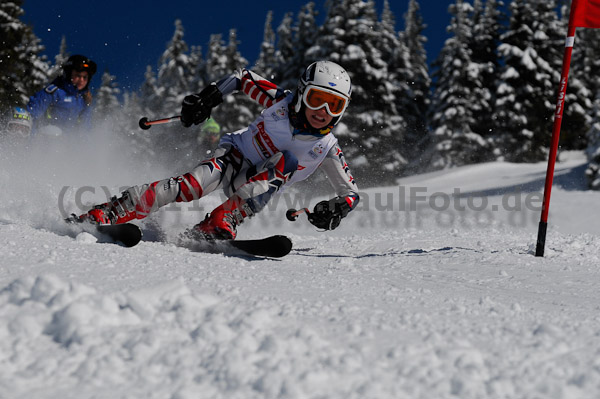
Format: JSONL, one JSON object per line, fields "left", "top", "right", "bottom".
{"left": 1, "top": 140, "right": 600, "bottom": 398}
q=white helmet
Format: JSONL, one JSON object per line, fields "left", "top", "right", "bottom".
{"left": 295, "top": 61, "right": 352, "bottom": 125}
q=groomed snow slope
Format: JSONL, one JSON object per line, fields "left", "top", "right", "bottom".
{"left": 1, "top": 139, "right": 599, "bottom": 399}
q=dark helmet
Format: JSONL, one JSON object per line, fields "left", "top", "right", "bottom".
{"left": 63, "top": 55, "right": 97, "bottom": 85}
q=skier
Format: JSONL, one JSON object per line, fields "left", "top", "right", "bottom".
{"left": 27, "top": 54, "right": 97, "bottom": 137}
{"left": 75, "top": 60, "right": 359, "bottom": 240}
{"left": 199, "top": 117, "right": 222, "bottom": 148}
{"left": 1, "top": 106, "right": 32, "bottom": 141}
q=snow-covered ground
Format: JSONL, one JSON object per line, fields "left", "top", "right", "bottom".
{"left": 1, "top": 135, "right": 600, "bottom": 398}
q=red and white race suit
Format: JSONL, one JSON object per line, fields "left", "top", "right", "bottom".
{"left": 123, "top": 69, "right": 359, "bottom": 220}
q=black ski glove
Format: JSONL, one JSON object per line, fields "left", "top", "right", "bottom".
{"left": 308, "top": 197, "right": 352, "bottom": 230}
{"left": 180, "top": 83, "right": 223, "bottom": 127}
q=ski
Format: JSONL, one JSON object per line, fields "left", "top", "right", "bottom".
{"left": 95, "top": 223, "right": 143, "bottom": 247}
{"left": 66, "top": 217, "right": 143, "bottom": 247}
{"left": 182, "top": 234, "right": 293, "bottom": 258}
{"left": 228, "top": 235, "right": 292, "bottom": 258}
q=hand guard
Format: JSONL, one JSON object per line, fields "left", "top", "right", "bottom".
{"left": 308, "top": 197, "right": 352, "bottom": 230}
{"left": 180, "top": 84, "right": 223, "bottom": 127}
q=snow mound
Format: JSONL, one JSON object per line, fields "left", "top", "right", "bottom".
{"left": 0, "top": 274, "right": 387, "bottom": 399}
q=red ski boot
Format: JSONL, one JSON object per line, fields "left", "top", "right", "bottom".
{"left": 74, "top": 192, "right": 138, "bottom": 225}
{"left": 193, "top": 195, "right": 254, "bottom": 240}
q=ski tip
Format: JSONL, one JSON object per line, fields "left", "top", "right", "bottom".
{"left": 228, "top": 235, "right": 293, "bottom": 258}
{"left": 64, "top": 214, "right": 82, "bottom": 224}
{"left": 265, "top": 235, "right": 293, "bottom": 257}
{"left": 98, "top": 224, "right": 143, "bottom": 248}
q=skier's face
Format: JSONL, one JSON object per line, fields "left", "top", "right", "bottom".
{"left": 305, "top": 107, "right": 333, "bottom": 129}
{"left": 71, "top": 70, "right": 89, "bottom": 90}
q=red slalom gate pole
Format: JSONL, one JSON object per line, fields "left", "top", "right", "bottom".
{"left": 535, "top": 24, "right": 577, "bottom": 257}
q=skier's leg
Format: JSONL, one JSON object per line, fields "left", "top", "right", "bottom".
{"left": 78, "top": 146, "right": 245, "bottom": 224}
{"left": 125, "top": 146, "right": 245, "bottom": 217}
{"left": 193, "top": 150, "right": 298, "bottom": 239}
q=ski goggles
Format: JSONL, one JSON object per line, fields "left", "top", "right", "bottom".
{"left": 302, "top": 85, "right": 349, "bottom": 117}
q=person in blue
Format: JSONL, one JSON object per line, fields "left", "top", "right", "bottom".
{"left": 27, "top": 54, "right": 97, "bottom": 137}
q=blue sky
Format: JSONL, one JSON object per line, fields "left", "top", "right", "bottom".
{"left": 22, "top": 0, "right": 453, "bottom": 92}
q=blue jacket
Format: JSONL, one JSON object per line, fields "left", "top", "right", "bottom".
{"left": 27, "top": 76, "right": 92, "bottom": 136}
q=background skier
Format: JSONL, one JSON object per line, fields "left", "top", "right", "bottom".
{"left": 27, "top": 54, "right": 96, "bottom": 137}
{"left": 75, "top": 60, "right": 360, "bottom": 240}
{"left": 1, "top": 106, "right": 32, "bottom": 142}
{"left": 199, "top": 117, "right": 222, "bottom": 148}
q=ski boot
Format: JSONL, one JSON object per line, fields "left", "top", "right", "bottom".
{"left": 71, "top": 192, "right": 138, "bottom": 225}
{"left": 192, "top": 195, "right": 254, "bottom": 240}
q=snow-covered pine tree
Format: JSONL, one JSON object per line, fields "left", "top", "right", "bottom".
{"left": 204, "top": 33, "right": 230, "bottom": 85}
{"left": 154, "top": 20, "right": 215, "bottom": 169}
{"left": 93, "top": 71, "right": 122, "bottom": 125}
{"left": 469, "top": 0, "right": 504, "bottom": 140}
{"left": 139, "top": 65, "right": 162, "bottom": 118}
{"left": 254, "top": 11, "right": 277, "bottom": 79}
{"left": 122, "top": 91, "right": 144, "bottom": 134}
{"left": 281, "top": 2, "right": 320, "bottom": 89}
{"left": 397, "top": 0, "right": 431, "bottom": 169}
{"left": 585, "top": 92, "right": 600, "bottom": 189}
{"left": 378, "top": 0, "right": 398, "bottom": 62}
{"left": 576, "top": 26, "right": 600, "bottom": 188}
{"left": 210, "top": 29, "right": 257, "bottom": 133}
{"left": 187, "top": 45, "right": 207, "bottom": 94}
{"left": 16, "top": 24, "right": 49, "bottom": 101}
{"left": 492, "top": 0, "right": 563, "bottom": 162}
{"left": 122, "top": 91, "right": 157, "bottom": 170}
{"left": 225, "top": 29, "right": 245, "bottom": 65}
{"left": 134, "top": 19, "right": 197, "bottom": 171}
{"left": 136, "top": 64, "right": 173, "bottom": 167}
{"left": 560, "top": 6, "right": 597, "bottom": 151}
{"left": 273, "top": 11, "right": 295, "bottom": 87}
{"left": 0, "top": 0, "right": 49, "bottom": 106}
{"left": 47, "top": 36, "right": 69, "bottom": 81}
{"left": 428, "top": 0, "right": 491, "bottom": 169}
{"left": 309, "top": 0, "right": 405, "bottom": 185}
{"left": 225, "top": 29, "right": 250, "bottom": 75}
{"left": 156, "top": 19, "right": 191, "bottom": 115}
{"left": 122, "top": 92, "right": 144, "bottom": 126}
{"left": 373, "top": 0, "right": 410, "bottom": 174}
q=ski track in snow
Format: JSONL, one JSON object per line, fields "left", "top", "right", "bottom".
{"left": 1, "top": 142, "right": 600, "bottom": 398}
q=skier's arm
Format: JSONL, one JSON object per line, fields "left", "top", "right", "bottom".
{"left": 27, "top": 87, "right": 55, "bottom": 124}
{"left": 321, "top": 143, "right": 359, "bottom": 198}
{"left": 218, "top": 69, "right": 289, "bottom": 108}
{"left": 181, "top": 69, "right": 289, "bottom": 127}
{"left": 307, "top": 144, "right": 360, "bottom": 230}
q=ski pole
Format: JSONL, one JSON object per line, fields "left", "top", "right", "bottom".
{"left": 138, "top": 115, "right": 181, "bottom": 130}
{"left": 286, "top": 208, "right": 311, "bottom": 221}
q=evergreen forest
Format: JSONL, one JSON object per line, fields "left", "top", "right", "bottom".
{"left": 2, "top": 0, "right": 600, "bottom": 189}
